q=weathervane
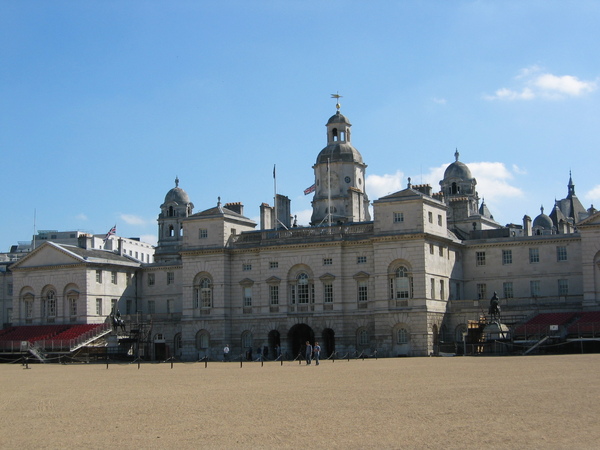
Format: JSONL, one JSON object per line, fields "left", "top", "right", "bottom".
{"left": 331, "top": 92, "right": 342, "bottom": 111}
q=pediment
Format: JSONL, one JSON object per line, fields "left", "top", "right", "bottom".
{"left": 578, "top": 211, "right": 600, "bottom": 227}
{"left": 10, "top": 242, "right": 84, "bottom": 270}
{"left": 265, "top": 276, "right": 281, "bottom": 285}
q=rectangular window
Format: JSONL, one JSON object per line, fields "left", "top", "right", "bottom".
{"left": 323, "top": 258, "right": 333, "bottom": 266}
{"left": 393, "top": 212, "right": 404, "bottom": 223}
{"left": 502, "top": 250, "right": 512, "bottom": 265}
{"left": 358, "top": 280, "right": 368, "bottom": 302}
{"left": 96, "top": 270, "right": 102, "bottom": 283}
{"left": 557, "top": 246, "right": 568, "bottom": 262}
{"left": 167, "top": 272, "right": 174, "bottom": 285}
{"left": 96, "top": 298, "right": 103, "bottom": 316}
{"left": 357, "top": 256, "right": 367, "bottom": 264}
{"left": 269, "top": 261, "right": 278, "bottom": 269}
{"left": 324, "top": 283, "right": 333, "bottom": 303}
{"left": 111, "top": 271, "right": 118, "bottom": 284}
{"left": 439, "top": 246, "right": 444, "bottom": 257}
{"left": 243, "top": 287, "right": 252, "bottom": 307}
{"left": 242, "top": 263, "right": 252, "bottom": 271}
{"left": 111, "top": 298, "right": 117, "bottom": 314}
{"left": 199, "top": 228, "right": 208, "bottom": 239}
{"left": 269, "top": 285, "right": 279, "bottom": 305}
{"left": 530, "top": 280, "right": 541, "bottom": 297}
{"left": 529, "top": 248, "right": 539, "bottom": 263}
{"left": 428, "top": 211, "right": 433, "bottom": 223}
{"left": 476, "top": 251, "right": 486, "bottom": 266}
{"left": 429, "top": 244, "right": 434, "bottom": 255}
{"left": 148, "top": 300, "right": 155, "bottom": 314}
{"left": 477, "top": 283, "right": 487, "bottom": 300}
{"left": 440, "top": 280, "right": 445, "bottom": 300}
{"left": 25, "top": 301, "right": 33, "bottom": 319}
{"left": 558, "top": 279, "right": 569, "bottom": 296}
{"left": 148, "top": 273, "right": 155, "bottom": 286}
{"left": 503, "top": 282, "right": 514, "bottom": 299}
{"left": 431, "top": 278, "right": 436, "bottom": 299}
{"left": 69, "top": 297, "right": 77, "bottom": 316}
{"left": 167, "top": 299, "right": 174, "bottom": 314}
{"left": 437, "top": 214, "right": 442, "bottom": 226}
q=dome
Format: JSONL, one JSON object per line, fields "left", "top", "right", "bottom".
{"left": 316, "top": 143, "right": 363, "bottom": 165}
{"left": 164, "top": 177, "right": 190, "bottom": 205}
{"left": 443, "top": 149, "right": 473, "bottom": 181}
{"left": 326, "top": 111, "right": 351, "bottom": 125}
{"left": 533, "top": 206, "right": 553, "bottom": 230}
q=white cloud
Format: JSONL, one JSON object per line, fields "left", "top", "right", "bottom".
{"left": 294, "top": 208, "right": 312, "bottom": 226}
{"left": 120, "top": 214, "right": 147, "bottom": 226}
{"left": 139, "top": 234, "right": 157, "bottom": 247}
{"left": 585, "top": 185, "right": 600, "bottom": 203}
{"left": 432, "top": 97, "right": 447, "bottom": 105}
{"left": 512, "top": 164, "right": 527, "bottom": 175}
{"left": 75, "top": 213, "right": 88, "bottom": 221}
{"left": 484, "top": 66, "right": 597, "bottom": 101}
{"left": 366, "top": 170, "right": 405, "bottom": 199}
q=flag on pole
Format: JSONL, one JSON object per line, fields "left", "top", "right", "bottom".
{"left": 103, "top": 225, "right": 117, "bottom": 241}
{"left": 304, "top": 184, "right": 316, "bottom": 195}
{"left": 273, "top": 164, "right": 276, "bottom": 179}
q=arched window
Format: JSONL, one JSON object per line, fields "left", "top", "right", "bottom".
{"left": 44, "top": 290, "right": 56, "bottom": 318}
{"left": 357, "top": 328, "right": 369, "bottom": 346}
{"left": 196, "top": 330, "right": 210, "bottom": 349}
{"left": 291, "top": 272, "right": 313, "bottom": 305}
{"left": 390, "top": 266, "right": 413, "bottom": 299}
{"left": 332, "top": 128, "right": 338, "bottom": 141}
{"left": 22, "top": 293, "right": 34, "bottom": 320}
{"left": 241, "top": 330, "right": 253, "bottom": 349}
{"left": 194, "top": 277, "right": 212, "bottom": 308}
{"left": 169, "top": 225, "right": 174, "bottom": 237}
{"left": 397, "top": 328, "right": 408, "bottom": 344}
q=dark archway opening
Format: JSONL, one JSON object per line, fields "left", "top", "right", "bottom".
{"left": 268, "top": 330, "right": 281, "bottom": 359}
{"left": 288, "top": 323, "right": 314, "bottom": 358}
{"left": 322, "top": 328, "right": 335, "bottom": 357}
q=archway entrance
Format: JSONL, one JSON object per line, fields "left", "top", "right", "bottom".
{"left": 321, "top": 328, "right": 335, "bottom": 357}
{"left": 288, "top": 323, "right": 314, "bottom": 358}
{"left": 268, "top": 330, "right": 281, "bottom": 359}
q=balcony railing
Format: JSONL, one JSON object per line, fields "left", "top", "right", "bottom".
{"left": 231, "top": 223, "right": 374, "bottom": 246}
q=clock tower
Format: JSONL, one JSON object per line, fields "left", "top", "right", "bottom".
{"left": 310, "top": 105, "right": 370, "bottom": 225}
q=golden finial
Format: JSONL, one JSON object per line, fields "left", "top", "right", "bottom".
{"left": 331, "top": 92, "right": 342, "bottom": 111}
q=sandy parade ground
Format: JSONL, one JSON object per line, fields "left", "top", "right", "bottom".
{"left": 1, "top": 354, "right": 599, "bottom": 449}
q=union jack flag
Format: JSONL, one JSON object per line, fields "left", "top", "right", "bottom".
{"left": 103, "top": 225, "right": 117, "bottom": 241}
{"left": 304, "top": 184, "right": 316, "bottom": 195}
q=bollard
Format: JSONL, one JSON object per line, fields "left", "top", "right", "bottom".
{"left": 205, "top": 357, "right": 208, "bottom": 369}
{"left": 171, "top": 358, "right": 174, "bottom": 369}
{"left": 240, "top": 355, "right": 243, "bottom": 368}
{"left": 106, "top": 360, "right": 109, "bottom": 369}
{"left": 138, "top": 359, "right": 141, "bottom": 370}
{"left": 280, "top": 356, "right": 283, "bottom": 366}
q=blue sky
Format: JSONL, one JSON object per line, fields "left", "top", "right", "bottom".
{"left": 1, "top": 1, "right": 599, "bottom": 250}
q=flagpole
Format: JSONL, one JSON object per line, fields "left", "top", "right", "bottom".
{"left": 273, "top": 164, "right": 277, "bottom": 230}
{"left": 327, "top": 158, "right": 332, "bottom": 228}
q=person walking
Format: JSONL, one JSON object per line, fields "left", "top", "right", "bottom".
{"left": 313, "top": 341, "right": 321, "bottom": 365}
{"left": 223, "top": 344, "right": 230, "bottom": 362}
{"left": 305, "top": 341, "right": 313, "bottom": 365}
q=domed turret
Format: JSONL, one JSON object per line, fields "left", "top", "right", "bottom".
{"left": 533, "top": 205, "right": 554, "bottom": 233}
{"left": 310, "top": 101, "right": 370, "bottom": 226}
{"left": 156, "top": 177, "right": 194, "bottom": 263}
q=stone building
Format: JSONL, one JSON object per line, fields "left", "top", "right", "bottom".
{"left": 4, "top": 106, "right": 600, "bottom": 360}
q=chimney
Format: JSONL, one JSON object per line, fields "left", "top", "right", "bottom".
{"left": 78, "top": 234, "right": 93, "bottom": 249}
{"left": 224, "top": 202, "right": 244, "bottom": 215}
{"left": 523, "top": 215, "right": 532, "bottom": 236}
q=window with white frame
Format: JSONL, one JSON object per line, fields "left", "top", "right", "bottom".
{"left": 96, "top": 298, "right": 103, "bottom": 316}
{"left": 476, "top": 251, "right": 486, "bottom": 266}
{"left": 477, "top": 283, "right": 487, "bottom": 300}
{"left": 393, "top": 212, "right": 404, "bottom": 223}
{"left": 199, "top": 228, "right": 208, "bottom": 239}
{"left": 243, "top": 263, "right": 252, "bottom": 271}
{"left": 96, "top": 270, "right": 102, "bottom": 283}
{"left": 194, "top": 278, "right": 212, "bottom": 308}
{"left": 241, "top": 331, "right": 253, "bottom": 349}
{"left": 323, "top": 258, "right": 333, "bottom": 266}
{"left": 269, "top": 261, "right": 278, "bottom": 269}
{"left": 243, "top": 286, "right": 252, "bottom": 307}
{"left": 69, "top": 295, "right": 78, "bottom": 317}
{"left": 324, "top": 282, "right": 333, "bottom": 303}
{"left": 397, "top": 328, "right": 408, "bottom": 344}
{"left": 557, "top": 246, "right": 568, "bottom": 262}
{"left": 111, "top": 271, "right": 118, "bottom": 284}
{"left": 390, "top": 266, "right": 413, "bottom": 299}
{"left": 430, "top": 278, "right": 436, "bottom": 299}
{"left": 357, "top": 280, "right": 368, "bottom": 303}
{"left": 502, "top": 249, "right": 512, "bottom": 265}
{"left": 529, "top": 248, "right": 539, "bottom": 263}
{"left": 428, "top": 211, "right": 433, "bottom": 223}
{"left": 167, "top": 272, "right": 175, "bottom": 285}
{"left": 269, "top": 285, "right": 279, "bottom": 306}
{"left": 440, "top": 280, "right": 445, "bottom": 300}
{"left": 357, "top": 256, "right": 367, "bottom": 264}
{"left": 530, "top": 280, "right": 541, "bottom": 297}
{"left": 503, "top": 282, "right": 513, "bottom": 299}
{"left": 291, "top": 272, "right": 313, "bottom": 305}
{"left": 358, "top": 328, "right": 369, "bottom": 346}
{"left": 437, "top": 214, "right": 442, "bottom": 226}
{"left": 558, "top": 279, "right": 568, "bottom": 296}
{"left": 429, "top": 244, "right": 434, "bottom": 255}
{"left": 45, "top": 290, "right": 56, "bottom": 318}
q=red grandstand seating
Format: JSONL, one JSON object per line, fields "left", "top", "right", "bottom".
{"left": 514, "top": 312, "right": 578, "bottom": 338}
{"left": 567, "top": 311, "right": 600, "bottom": 336}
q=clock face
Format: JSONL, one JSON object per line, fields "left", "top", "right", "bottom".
{"left": 344, "top": 176, "right": 351, "bottom": 183}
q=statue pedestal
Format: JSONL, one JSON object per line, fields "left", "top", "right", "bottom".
{"left": 483, "top": 322, "right": 510, "bottom": 341}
